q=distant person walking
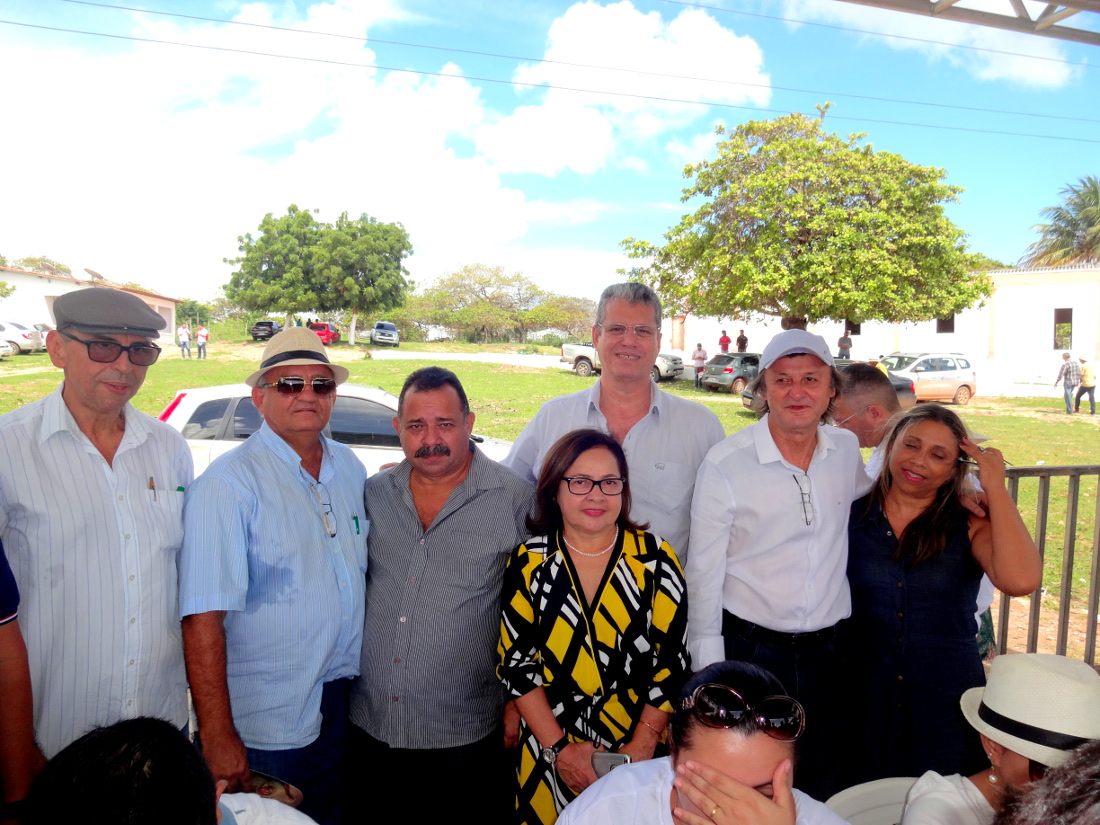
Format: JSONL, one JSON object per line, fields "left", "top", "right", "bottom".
{"left": 718, "top": 330, "right": 731, "bottom": 353}
{"left": 194, "top": 324, "right": 209, "bottom": 359}
{"left": 1076, "top": 357, "right": 1096, "bottom": 415}
{"left": 837, "top": 330, "right": 853, "bottom": 359}
{"left": 177, "top": 323, "right": 191, "bottom": 358}
{"left": 691, "top": 343, "right": 707, "bottom": 388}
{"left": 1055, "top": 352, "right": 1082, "bottom": 414}
{"left": 736, "top": 329, "right": 748, "bottom": 352}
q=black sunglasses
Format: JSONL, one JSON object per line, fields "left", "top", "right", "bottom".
{"left": 259, "top": 377, "right": 337, "bottom": 397}
{"left": 682, "top": 683, "right": 805, "bottom": 742}
{"left": 60, "top": 329, "right": 161, "bottom": 366}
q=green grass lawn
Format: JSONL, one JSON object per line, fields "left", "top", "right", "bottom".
{"left": 1, "top": 349, "right": 1096, "bottom": 598}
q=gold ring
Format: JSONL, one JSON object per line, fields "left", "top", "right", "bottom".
{"left": 710, "top": 803, "right": 721, "bottom": 817}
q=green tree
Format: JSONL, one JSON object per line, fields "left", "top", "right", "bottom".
{"left": 314, "top": 212, "right": 413, "bottom": 345}
{"left": 0, "top": 254, "right": 7, "bottom": 266}
{"left": 225, "top": 205, "right": 324, "bottom": 325}
{"left": 622, "top": 106, "right": 991, "bottom": 329}
{"left": 0, "top": 282, "right": 13, "bottom": 301}
{"left": 1021, "top": 175, "right": 1100, "bottom": 267}
{"left": 523, "top": 294, "right": 597, "bottom": 340}
{"left": 12, "top": 256, "right": 71, "bottom": 276}
{"left": 175, "top": 299, "right": 212, "bottom": 326}
{"left": 965, "top": 252, "right": 1009, "bottom": 272}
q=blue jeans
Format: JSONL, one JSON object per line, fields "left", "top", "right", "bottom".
{"left": 245, "top": 678, "right": 352, "bottom": 825}
{"left": 1064, "top": 383, "right": 1075, "bottom": 413}
{"left": 196, "top": 342, "right": 207, "bottom": 358}
{"left": 180, "top": 341, "right": 191, "bottom": 358}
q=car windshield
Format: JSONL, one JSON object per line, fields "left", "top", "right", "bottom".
{"left": 377, "top": 323, "right": 396, "bottom": 331}
{"left": 881, "top": 355, "right": 919, "bottom": 370}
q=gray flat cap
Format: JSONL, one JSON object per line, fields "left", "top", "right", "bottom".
{"left": 53, "top": 289, "right": 166, "bottom": 337}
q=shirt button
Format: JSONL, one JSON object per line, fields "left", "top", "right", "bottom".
{"left": 127, "top": 700, "right": 133, "bottom": 706}
{"left": 130, "top": 617, "right": 136, "bottom": 624}
{"left": 118, "top": 495, "right": 125, "bottom": 501}
{"left": 394, "top": 658, "right": 401, "bottom": 663}
{"left": 897, "top": 612, "right": 903, "bottom": 618}
{"left": 392, "top": 696, "right": 399, "bottom": 702}
{"left": 129, "top": 659, "right": 135, "bottom": 666}
{"left": 896, "top": 581, "right": 903, "bottom": 588}
{"left": 129, "top": 575, "right": 135, "bottom": 581}
{"left": 886, "top": 530, "right": 892, "bottom": 536}
{"left": 125, "top": 533, "right": 131, "bottom": 539}
{"left": 419, "top": 539, "right": 425, "bottom": 545}
{"left": 410, "top": 577, "right": 416, "bottom": 583}
{"left": 897, "top": 675, "right": 904, "bottom": 681}
{"left": 399, "top": 617, "right": 406, "bottom": 623}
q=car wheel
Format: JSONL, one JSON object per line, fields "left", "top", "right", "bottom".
{"left": 731, "top": 378, "right": 747, "bottom": 395}
{"left": 953, "top": 385, "right": 972, "bottom": 405}
{"left": 650, "top": 366, "right": 661, "bottom": 383}
{"left": 575, "top": 358, "right": 595, "bottom": 378}
{"left": 6, "top": 341, "right": 22, "bottom": 355}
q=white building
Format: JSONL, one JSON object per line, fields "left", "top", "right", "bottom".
{"left": 0, "top": 266, "right": 183, "bottom": 344}
{"left": 664, "top": 263, "right": 1100, "bottom": 387}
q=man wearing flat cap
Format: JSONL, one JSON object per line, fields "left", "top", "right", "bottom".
{"left": 685, "top": 329, "right": 870, "bottom": 799}
{"left": 0, "top": 289, "right": 193, "bottom": 779}
{"left": 179, "top": 328, "right": 367, "bottom": 825}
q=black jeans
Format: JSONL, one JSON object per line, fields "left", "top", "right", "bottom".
{"left": 343, "top": 723, "right": 512, "bottom": 825}
{"left": 722, "top": 612, "right": 849, "bottom": 802}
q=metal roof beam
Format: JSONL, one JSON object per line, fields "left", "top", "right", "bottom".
{"left": 828, "top": 0, "right": 1100, "bottom": 46}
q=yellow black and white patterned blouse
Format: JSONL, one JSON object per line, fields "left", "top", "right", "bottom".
{"left": 498, "top": 528, "right": 690, "bottom": 825}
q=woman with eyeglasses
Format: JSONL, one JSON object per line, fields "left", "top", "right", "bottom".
{"left": 498, "top": 429, "right": 690, "bottom": 825}
{"left": 557, "top": 660, "right": 846, "bottom": 825}
{"left": 901, "top": 653, "right": 1100, "bottom": 825}
{"left": 846, "top": 404, "right": 1041, "bottom": 784}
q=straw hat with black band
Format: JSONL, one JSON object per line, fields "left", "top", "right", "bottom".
{"left": 960, "top": 653, "right": 1100, "bottom": 770}
{"left": 245, "top": 328, "right": 349, "bottom": 388}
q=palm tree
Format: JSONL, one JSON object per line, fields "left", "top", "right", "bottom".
{"left": 1020, "top": 175, "right": 1100, "bottom": 267}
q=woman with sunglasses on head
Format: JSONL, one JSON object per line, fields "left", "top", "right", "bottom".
{"left": 557, "top": 660, "right": 846, "bottom": 825}
{"left": 902, "top": 653, "right": 1100, "bottom": 825}
{"left": 498, "top": 429, "right": 690, "bottom": 825}
{"left": 846, "top": 404, "right": 1041, "bottom": 784}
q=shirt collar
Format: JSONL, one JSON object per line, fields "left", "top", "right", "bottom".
{"left": 587, "top": 377, "right": 662, "bottom": 419}
{"left": 39, "top": 382, "right": 155, "bottom": 448}
{"left": 752, "top": 413, "right": 838, "bottom": 467}
{"left": 255, "top": 421, "right": 333, "bottom": 482}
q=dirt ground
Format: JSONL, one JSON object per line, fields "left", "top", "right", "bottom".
{"left": 992, "top": 592, "right": 1095, "bottom": 661}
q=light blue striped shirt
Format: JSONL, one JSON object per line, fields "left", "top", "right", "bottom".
{"left": 180, "top": 422, "right": 368, "bottom": 750}
{"left": 0, "top": 385, "right": 193, "bottom": 757}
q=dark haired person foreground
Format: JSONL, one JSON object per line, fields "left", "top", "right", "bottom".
{"left": 902, "top": 654, "right": 1100, "bottom": 825}
{"left": 25, "top": 717, "right": 317, "bottom": 825}
{"left": 499, "top": 429, "right": 690, "bottom": 824}
{"left": 348, "top": 366, "right": 534, "bottom": 824}
{"left": 557, "top": 661, "right": 846, "bottom": 825}
{"left": 847, "top": 404, "right": 1041, "bottom": 783}
{"left": 993, "top": 738, "right": 1100, "bottom": 825}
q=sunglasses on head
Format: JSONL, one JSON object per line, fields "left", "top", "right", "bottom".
{"left": 259, "top": 377, "right": 337, "bottom": 396}
{"left": 60, "top": 329, "right": 161, "bottom": 366}
{"left": 682, "top": 683, "right": 805, "bottom": 742}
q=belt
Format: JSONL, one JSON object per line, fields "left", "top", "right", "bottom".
{"left": 722, "top": 611, "right": 843, "bottom": 649}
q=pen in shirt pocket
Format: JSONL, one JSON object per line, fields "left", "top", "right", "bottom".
{"left": 149, "top": 476, "right": 157, "bottom": 501}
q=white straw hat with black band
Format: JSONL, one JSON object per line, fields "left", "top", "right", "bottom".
{"left": 960, "top": 653, "right": 1100, "bottom": 768}
{"left": 244, "top": 328, "right": 350, "bottom": 388}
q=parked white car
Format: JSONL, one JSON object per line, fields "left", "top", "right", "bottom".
{"left": 158, "top": 383, "right": 513, "bottom": 477}
{"left": 0, "top": 341, "right": 13, "bottom": 358}
{"left": 0, "top": 321, "right": 45, "bottom": 354}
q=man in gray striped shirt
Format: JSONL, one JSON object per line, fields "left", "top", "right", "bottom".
{"left": 347, "top": 367, "right": 534, "bottom": 823}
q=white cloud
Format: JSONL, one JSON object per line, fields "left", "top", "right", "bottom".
{"left": 475, "top": 0, "right": 770, "bottom": 175}
{"left": 780, "top": 0, "right": 1078, "bottom": 89}
{"left": 665, "top": 129, "right": 721, "bottom": 167}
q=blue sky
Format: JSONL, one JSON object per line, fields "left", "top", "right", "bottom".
{"left": 1, "top": 0, "right": 1096, "bottom": 303}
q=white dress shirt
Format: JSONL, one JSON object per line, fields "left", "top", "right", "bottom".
{"left": 0, "top": 385, "right": 193, "bottom": 757}
{"left": 687, "top": 416, "right": 871, "bottom": 667}
{"left": 557, "top": 756, "right": 849, "bottom": 825}
{"left": 504, "top": 379, "right": 725, "bottom": 561}
{"left": 901, "top": 771, "right": 994, "bottom": 825}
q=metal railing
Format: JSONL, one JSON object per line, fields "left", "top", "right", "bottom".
{"left": 997, "top": 465, "right": 1100, "bottom": 664}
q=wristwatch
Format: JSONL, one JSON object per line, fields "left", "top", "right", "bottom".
{"left": 540, "top": 735, "right": 569, "bottom": 765}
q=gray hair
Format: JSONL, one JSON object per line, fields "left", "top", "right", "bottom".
{"left": 595, "top": 283, "right": 662, "bottom": 328}
{"left": 748, "top": 363, "right": 843, "bottom": 424}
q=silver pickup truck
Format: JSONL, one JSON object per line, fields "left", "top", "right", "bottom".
{"left": 559, "top": 342, "right": 684, "bottom": 383}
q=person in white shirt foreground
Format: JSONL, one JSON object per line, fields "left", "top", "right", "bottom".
{"left": 557, "top": 660, "right": 847, "bottom": 825}
{"left": 901, "top": 653, "right": 1100, "bottom": 825}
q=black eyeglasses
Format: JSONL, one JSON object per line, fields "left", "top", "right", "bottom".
{"left": 792, "top": 474, "right": 814, "bottom": 526}
{"left": 259, "top": 377, "right": 337, "bottom": 396}
{"left": 59, "top": 329, "right": 161, "bottom": 366}
{"left": 561, "top": 476, "right": 626, "bottom": 496}
{"left": 310, "top": 482, "right": 336, "bottom": 538}
{"left": 682, "top": 683, "right": 805, "bottom": 742}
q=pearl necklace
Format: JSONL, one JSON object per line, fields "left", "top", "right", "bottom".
{"left": 562, "top": 527, "right": 619, "bottom": 558}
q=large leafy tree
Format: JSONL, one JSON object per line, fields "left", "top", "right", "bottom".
{"left": 225, "top": 205, "right": 324, "bottom": 325}
{"left": 622, "top": 106, "right": 991, "bottom": 329}
{"left": 1021, "top": 175, "right": 1100, "bottom": 267}
{"left": 175, "top": 299, "right": 212, "bottom": 326}
{"left": 314, "top": 212, "right": 413, "bottom": 345}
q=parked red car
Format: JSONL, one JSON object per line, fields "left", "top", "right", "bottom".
{"left": 309, "top": 323, "right": 341, "bottom": 345}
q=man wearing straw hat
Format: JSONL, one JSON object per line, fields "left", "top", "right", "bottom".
{"left": 179, "top": 328, "right": 367, "bottom": 825}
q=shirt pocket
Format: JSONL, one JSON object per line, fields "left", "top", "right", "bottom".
{"left": 150, "top": 489, "right": 185, "bottom": 553}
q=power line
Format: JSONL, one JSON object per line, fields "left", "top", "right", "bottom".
{"left": 4, "top": 18, "right": 1098, "bottom": 144}
{"left": 56, "top": 0, "right": 1100, "bottom": 125}
{"left": 655, "top": 0, "right": 1097, "bottom": 68}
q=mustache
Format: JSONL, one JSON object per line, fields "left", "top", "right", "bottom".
{"left": 414, "top": 444, "right": 451, "bottom": 458}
